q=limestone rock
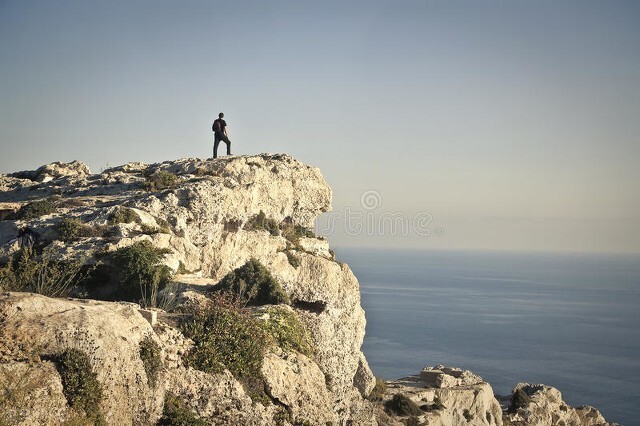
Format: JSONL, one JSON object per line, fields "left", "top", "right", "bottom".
{"left": 9, "top": 160, "right": 91, "bottom": 182}
{"left": 262, "top": 348, "right": 337, "bottom": 425}
{"left": 379, "top": 368, "right": 503, "bottom": 426}
{"left": 0, "top": 292, "right": 163, "bottom": 425}
{"left": 504, "top": 383, "right": 617, "bottom": 426}
{"left": 0, "top": 154, "right": 373, "bottom": 424}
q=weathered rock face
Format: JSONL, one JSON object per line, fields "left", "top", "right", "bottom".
{"left": 377, "top": 366, "right": 503, "bottom": 426}
{"left": 503, "top": 383, "right": 616, "bottom": 426}
{"left": 0, "top": 156, "right": 617, "bottom": 425}
{"left": 374, "top": 366, "right": 617, "bottom": 426}
{"left": 0, "top": 293, "right": 163, "bottom": 425}
{"left": 0, "top": 155, "right": 375, "bottom": 425}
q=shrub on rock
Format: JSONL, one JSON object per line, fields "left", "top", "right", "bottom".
{"left": 508, "top": 388, "right": 531, "bottom": 413}
{"left": 158, "top": 394, "right": 206, "bottom": 426}
{"left": 261, "top": 306, "right": 313, "bottom": 356}
{"left": 139, "top": 336, "right": 162, "bottom": 388}
{"left": 144, "top": 171, "right": 178, "bottom": 191}
{"left": 108, "top": 207, "right": 141, "bottom": 225}
{"left": 180, "top": 294, "right": 268, "bottom": 379}
{"left": 215, "top": 258, "right": 289, "bottom": 306}
{"left": 0, "top": 247, "right": 85, "bottom": 297}
{"left": 385, "top": 393, "right": 423, "bottom": 416}
{"left": 53, "top": 348, "right": 104, "bottom": 424}
{"left": 55, "top": 218, "right": 104, "bottom": 241}
{"left": 11, "top": 199, "right": 56, "bottom": 220}
{"left": 111, "top": 241, "right": 172, "bottom": 307}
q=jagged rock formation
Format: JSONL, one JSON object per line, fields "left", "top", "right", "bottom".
{"left": 374, "top": 367, "right": 616, "bottom": 426}
{"left": 502, "top": 383, "right": 615, "bottom": 426}
{"left": 0, "top": 155, "right": 617, "bottom": 425}
{"left": 0, "top": 155, "right": 374, "bottom": 425}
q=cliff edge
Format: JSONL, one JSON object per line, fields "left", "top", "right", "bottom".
{"left": 0, "top": 155, "right": 616, "bottom": 425}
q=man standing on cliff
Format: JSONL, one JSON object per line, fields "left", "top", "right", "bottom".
{"left": 212, "top": 112, "right": 232, "bottom": 159}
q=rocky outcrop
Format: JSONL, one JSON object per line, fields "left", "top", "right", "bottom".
{"left": 374, "top": 366, "right": 616, "bottom": 426}
{"left": 0, "top": 155, "right": 374, "bottom": 425}
{"left": 502, "top": 383, "right": 615, "bottom": 426}
{"left": 0, "top": 156, "right": 617, "bottom": 425}
{"left": 376, "top": 366, "right": 503, "bottom": 426}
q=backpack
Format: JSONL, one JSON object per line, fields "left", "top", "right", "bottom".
{"left": 212, "top": 120, "right": 221, "bottom": 133}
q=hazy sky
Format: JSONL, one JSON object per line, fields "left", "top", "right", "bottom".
{"left": 1, "top": 1, "right": 639, "bottom": 253}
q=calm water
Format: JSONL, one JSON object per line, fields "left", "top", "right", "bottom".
{"left": 336, "top": 248, "right": 640, "bottom": 426}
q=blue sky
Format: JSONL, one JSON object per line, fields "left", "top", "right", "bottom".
{"left": 1, "top": 1, "right": 639, "bottom": 253}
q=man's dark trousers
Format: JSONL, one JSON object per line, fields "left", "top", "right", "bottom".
{"left": 213, "top": 132, "right": 231, "bottom": 158}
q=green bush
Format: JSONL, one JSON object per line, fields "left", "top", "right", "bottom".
{"left": 110, "top": 241, "right": 173, "bottom": 307}
{"left": 245, "top": 212, "right": 316, "bottom": 246}
{"left": 180, "top": 295, "right": 268, "bottom": 379}
{"left": 385, "top": 393, "right": 423, "bottom": 416}
{"left": 158, "top": 394, "right": 206, "bottom": 426}
{"left": 12, "top": 199, "right": 56, "bottom": 220}
{"left": 139, "top": 224, "right": 161, "bottom": 235}
{"left": 139, "top": 336, "right": 162, "bottom": 388}
{"left": 368, "top": 377, "right": 387, "bottom": 401}
{"left": 108, "top": 207, "right": 140, "bottom": 225}
{"left": 245, "top": 211, "right": 279, "bottom": 236}
{"left": 55, "top": 218, "right": 104, "bottom": 241}
{"left": 261, "top": 307, "right": 313, "bottom": 356}
{"left": 0, "top": 247, "right": 86, "bottom": 297}
{"left": 508, "top": 388, "right": 531, "bottom": 413}
{"left": 144, "top": 171, "right": 178, "bottom": 191}
{"left": 279, "top": 219, "right": 315, "bottom": 245}
{"left": 215, "top": 258, "right": 289, "bottom": 306}
{"left": 53, "top": 348, "right": 104, "bottom": 424}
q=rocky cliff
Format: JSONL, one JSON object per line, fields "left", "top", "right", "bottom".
{"left": 0, "top": 155, "right": 616, "bottom": 425}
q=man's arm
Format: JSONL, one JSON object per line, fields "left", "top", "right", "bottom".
{"left": 224, "top": 126, "right": 229, "bottom": 137}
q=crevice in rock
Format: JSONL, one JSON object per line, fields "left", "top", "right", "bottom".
{"left": 292, "top": 299, "right": 327, "bottom": 314}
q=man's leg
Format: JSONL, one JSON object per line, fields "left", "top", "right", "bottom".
{"left": 221, "top": 133, "right": 232, "bottom": 155}
{"left": 213, "top": 135, "right": 220, "bottom": 159}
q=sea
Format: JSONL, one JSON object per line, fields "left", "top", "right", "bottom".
{"left": 335, "top": 247, "right": 640, "bottom": 426}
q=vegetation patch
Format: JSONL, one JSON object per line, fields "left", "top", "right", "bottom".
{"left": 385, "top": 393, "right": 423, "bottom": 416}
{"left": 176, "top": 261, "right": 190, "bottom": 275}
{"left": 508, "top": 388, "right": 531, "bottom": 413}
{"left": 55, "top": 218, "right": 105, "bottom": 241}
{"left": 283, "top": 250, "right": 300, "bottom": 268}
{"left": 108, "top": 207, "right": 141, "bottom": 225}
{"left": 215, "top": 258, "right": 289, "bottom": 306}
{"left": 261, "top": 307, "right": 313, "bottom": 356}
{"left": 180, "top": 294, "right": 269, "bottom": 401}
{"left": 0, "top": 247, "right": 86, "bottom": 297}
{"left": 11, "top": 199, "right": 56, "bottom": 220}
{"left": 110, "top": 241, "right": 173, "bottom": 307}
{"left": 421, "top": 396, "right": 445, "bottom": 412}
{"left": 139, "top": 336, "right": 162, "bottom": 388}
{"left": 140, "top": 224, "right": 169, "bottom": 235}
{"left": 53, "top": 348, "right": 104, "bottom": 424}
{"left": 245, "top": 211, "right": 316, "bottom": 245}
{"left": 279, "top": 218, "right": 315, "bottom": 245}
{"left": 245, "top": 211, "right": 279, "bottom": 236}
{"left": 158, "top": 394, "right": 206, "bottom": 426}
{"left": 144, "top": 170, "right": 178, "bottom": 191}
{"left": 367, "top": 377, "right": 387, "bottom": 401}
